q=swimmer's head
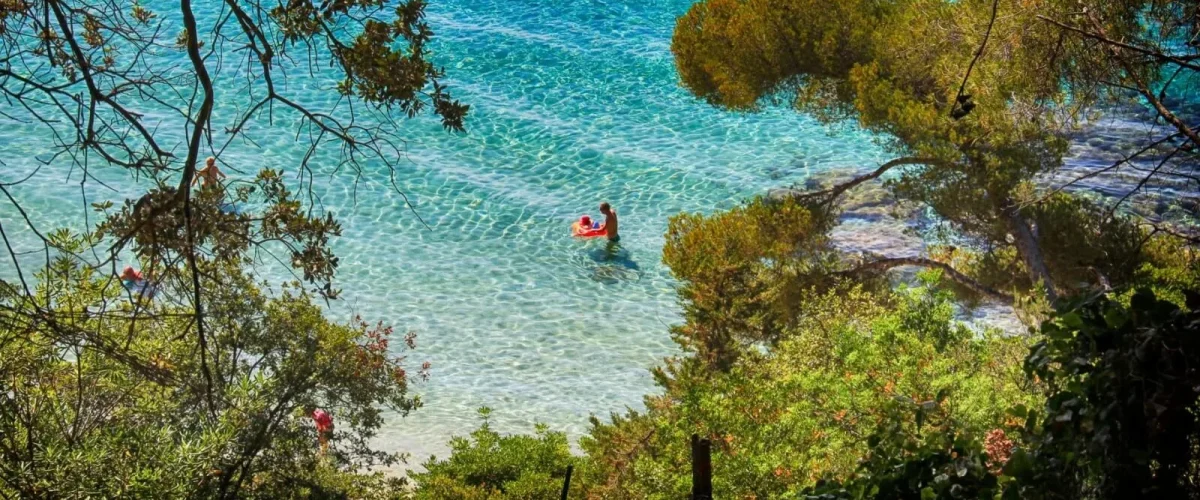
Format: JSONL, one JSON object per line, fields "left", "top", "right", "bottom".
{"left": 599, "top": 202, "right": 611, "bottom": 214}
{"left": 205, "top": 156, "right": 215, "bottom": 167}
{"left": 580, "top": 215, "right": 592, "bottom": 227}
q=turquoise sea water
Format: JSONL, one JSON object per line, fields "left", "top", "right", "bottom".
{"left": 0, "top": 0, "right": 899, "bottom": 463}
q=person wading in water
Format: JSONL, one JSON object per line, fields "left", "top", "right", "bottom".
{"left": 193, "top": 156, "right": 226, "bottom": 189}
{"left": 600, "top": 202, "right": 618, "bottom": 243}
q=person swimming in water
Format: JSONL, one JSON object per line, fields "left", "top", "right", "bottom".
{"left": 600, "top": 202, "right": 618, "bottom": 243}
{"left": 120, "top": 265, "right": 158, "bottom": 299}
{"left": 193, "top": 156, "right": 226, "bottom": 188}
{"left": 120, "top": 265, "right": 144, "bottom": 285}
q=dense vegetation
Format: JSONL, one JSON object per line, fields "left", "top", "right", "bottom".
{"left": 579, "top": 280, "right": 1032, "bottom": 498}
{"left": 410, "top": 408, "right": 581, "bottom": 499}
{"left": 1, "top": 229, "right": 425, "bottom": 497}
{"left": 2, "top": 0, "right": 1198, "bottom": 498}
{"left": 803, "top": 289, "right": 1200, "bottom": 499}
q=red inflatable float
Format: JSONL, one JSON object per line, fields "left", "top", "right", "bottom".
{"left": 571, "top": 215, "right": 607, "bottom": 238}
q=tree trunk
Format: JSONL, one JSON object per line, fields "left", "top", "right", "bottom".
{"left": 1002, "top": 204, "right": 1058, "bottom": 304}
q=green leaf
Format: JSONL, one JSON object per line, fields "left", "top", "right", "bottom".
{"left": 1007, "top": 405, "right": 1027, "bottom": 419}
{"left": 1102, "top": 306, "right": 1127, "bottom": 329}
{"left": 1001, "top": 450, "right": 1033, "bottom": 477}
{"left": 1130, "top": 289, "right": 1156, "bottom": 311}
{"left": 1059, "top": 312, "right": 1084, "bottom": 331}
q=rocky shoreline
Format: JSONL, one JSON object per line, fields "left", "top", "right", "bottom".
{"left": 768, "top": 105, "right": 1198, "bottom": 333}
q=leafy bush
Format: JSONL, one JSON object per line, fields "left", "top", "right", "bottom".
{"left": 580, "top": 282, "right": 1031, "bottom": 499}
{"left": 802, "top": 426, "right": 1002, "bottom": 500}
{"left": 410, "top": 408, "right": 580, "bottom": 499}
{"left": 0, "top": 232, "right": 423, "bottom": 498}
{"left": 1005, "top": 289, "right": 1200, "bottom": 499}
{"left": 800, "top": 288, "right": 1200, "bottom": 499}
{"left": 663, "top": 196, "right": 842, "bottom": 370}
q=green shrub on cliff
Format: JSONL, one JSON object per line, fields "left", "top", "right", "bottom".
{"left": 410, "top": 408, "right": 581, "bottom": 499}
{"left": 581, "top": 280, "right": 1031, "bottom": 499}
{"left": 0, "top": 235, "right": 422, "bottom": 497}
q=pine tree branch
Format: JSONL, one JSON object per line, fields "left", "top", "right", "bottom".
{"left": 842, "top": 256, "right": 1014, "bottom": 304}
{"left": 1037, "top": 15, "right": 1200, "bottom": 72}
{"left": 1068, "top": 12, "right": 1200, "bottom": 150}
{"left": 789, "top": 157, "right": 945, "bottom": 204}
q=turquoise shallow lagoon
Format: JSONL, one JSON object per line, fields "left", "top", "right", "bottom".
{"left": 1, "top": 0, "right": 894, "bottom": 463}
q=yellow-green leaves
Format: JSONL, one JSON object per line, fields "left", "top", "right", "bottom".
{"left": 672, "top": 0, "right": 881, "bottom": 111}
{"left": 663, "top": 196, "right": 840, "bottom": 369}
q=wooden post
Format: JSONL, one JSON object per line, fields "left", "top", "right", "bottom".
{"left": 560, "top": 464, "right": 573, "bottom": 500}
{"left": 691, "top": 434, "right": 712, "bottom": 500}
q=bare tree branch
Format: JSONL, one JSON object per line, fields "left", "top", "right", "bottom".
{"left": 1104, "top": 144, "right": 1183, "bottom": 222}
{"left": 1037, "top": 15, "right": 1200, "bottom": 72}
{"left": 951, "top": 0, "right": 999, "bottom": 118}
{"left": 784, "top": 157, "right": 945, "bottom": 205}
{"left": 46, "top": 0, "right": 172, "bottom": 160}
{"left": 1033, "top": 132, "right": 1182, "bottom": 206}
{"left": 841, "top": 256, "right": 1014, "bottom": 304}
{"left": 180, "top": 0, "right": 217, "bottom": 417}
{"left": 1075, "top": 12, "right": 1200, "bottom": 149}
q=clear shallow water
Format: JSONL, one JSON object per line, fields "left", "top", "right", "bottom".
{"left": 0, "top": 0, "right": 891, "bottom": 463}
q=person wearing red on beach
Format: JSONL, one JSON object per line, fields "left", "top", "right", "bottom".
{"left": 312, "top": 408, "right": 334, "bottom": 453}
